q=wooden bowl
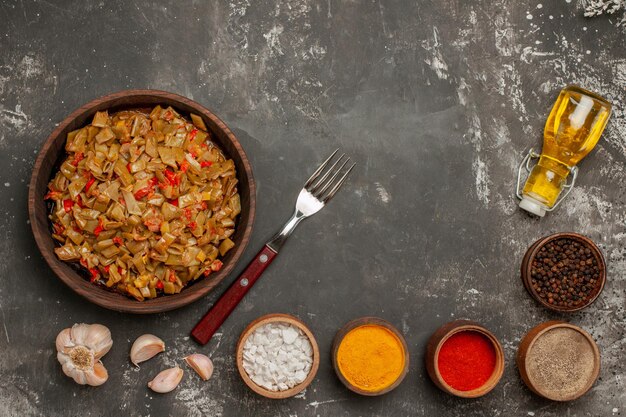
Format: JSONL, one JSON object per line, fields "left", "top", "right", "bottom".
{"left": 331, "top": 317, "right": 409, "bottom": 396}
{"left": 521, "top": 232, "right": 606, "bottom": 313}
{"left": 425, "top": 320, "right": 505, "bottom": 398}
{"left": 236, "top": 313, "right": 320, "bottom": 399}
{"left": 28, "top": 90, "right": 256, "bottom": 313}
{"left": 517, "top": 321, "right": 600, "bottom": 401}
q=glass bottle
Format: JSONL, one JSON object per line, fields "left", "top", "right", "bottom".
{"left": 518, "top": 85, "right": 612, "bottom": 217}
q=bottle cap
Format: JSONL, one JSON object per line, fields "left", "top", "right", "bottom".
{"left": 519, "top": 196, "right": 547, "bottom": 217}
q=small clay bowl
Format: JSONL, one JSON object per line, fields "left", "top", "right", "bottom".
{"left": 521, "top": 232, "right": 606, "bottom": 312}
{"left": 517, "top": 321, "right": 600, "bottom": 401}
{"left": 425, "top": 320, "right": 505, "bottom": 398}
{"left": 331, "top": 317, "right": 409, "bottom": 396}
{"left": 236, "top": 313, "right": 320, "bottom": 399}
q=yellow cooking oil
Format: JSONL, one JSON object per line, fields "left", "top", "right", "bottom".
{"left": 519, "top": 85, "right": 612, "bottom": 216}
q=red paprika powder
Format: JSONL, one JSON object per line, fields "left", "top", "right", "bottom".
{"left": 437, "top": 331, "right": 496, "bottom": 391}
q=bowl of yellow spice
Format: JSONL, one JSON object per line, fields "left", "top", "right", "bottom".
{"left": 332, "top": 317, "right": 409, "bottom": 396}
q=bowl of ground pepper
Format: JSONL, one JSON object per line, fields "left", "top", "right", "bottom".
{"left": 517, "top": 321, "right": 600, "bottom": 401}
{"left": 332, "top": 317, "right": 409, "bottom": 396}
{"left": 521, "top": 232, "right": 606, "bottom": 312}
{"left": 425, "top": 320, "right": 505, "bottom": 398}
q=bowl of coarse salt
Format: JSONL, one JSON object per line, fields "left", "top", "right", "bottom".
{"left": 236, "top": 313, "right": 320, "bottom": 399}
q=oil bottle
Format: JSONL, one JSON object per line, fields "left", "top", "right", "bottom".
{"left": 517, "top": 85, "right": 612, "bottom": 217}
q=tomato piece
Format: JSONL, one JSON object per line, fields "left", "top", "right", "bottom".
{"left": 52, "top": 223, "right": 65, "bottom": 235}
{"left": 188, "top": 221, "right": 197, "bottom": 230}
{"left": 200, "top": 161, "right": 213, "bottom": 168}
{"left": 93, "top": 218, "right": 104, "bottom": 236}
{"left": 164, "top": 169, "right": 180, "bottom": 186}
{"left": 85, "top": 176, "right": 96, "bottom": 192}
{"left": 210, "top": 260, "right": 223, "bottom": 272}
{"left": 112, "top": 237, "right": 124, "bottom": 246}
{"left": 71, "top": 152, "right": 84, "bottom": 167}
{"left": 103, "top": 265, "right": 111, "bottom": 273}
{"left": 63, "top": 199, "right": 74, "bottom": 213}
{"left": 89, "top": 268, "right": 100, "bottom": 282}
{"left": 156, "top": 280, "right": 164, "bottom": 289}
{"left": 133, "top": 187, "right": 151, "bottom": 200}
{"left": 44, "top": 190, "right": 62, "bottom": 200}
{"left": 179, "top": 161, "right": 189, "bottom": 173}
{"left": 143, "top": 217, "right": 161, "bottom": 232}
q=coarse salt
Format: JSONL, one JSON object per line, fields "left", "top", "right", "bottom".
{"left": 242, "top": 322, "right": 313, "bottom": 392}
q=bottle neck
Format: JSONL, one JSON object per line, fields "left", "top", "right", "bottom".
{"left": 522, "top": 156, "right": 570, "bottom": 209}
{"left": 537, "top": 155, "right": 571, "bottom": 178}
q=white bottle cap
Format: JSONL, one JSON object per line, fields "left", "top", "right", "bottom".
{"left": 519, "top": 196, "right": 547, "bottom": 217}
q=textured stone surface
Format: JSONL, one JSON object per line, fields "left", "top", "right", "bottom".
{"left": 0, "top": 0, "right": 625, "bottom": 416}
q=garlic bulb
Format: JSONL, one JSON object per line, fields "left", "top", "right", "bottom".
{"left": 130, "top": 334, "right": 165, "bottom": 366}
{"left": 184, "top": 353, "right": 214, "bottom": 381}
{"left": 148, "top": 367, "right": 184, "bottom": 393}
{"left": 56, "top": 323, "right": 113, "bottom": 386}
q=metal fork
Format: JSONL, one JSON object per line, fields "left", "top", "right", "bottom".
{"left": 191, "top": 150, "right": 355, "bottom": 345}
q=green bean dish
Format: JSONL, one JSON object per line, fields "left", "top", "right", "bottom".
{"left": 45, "top": 106, "right": 240, "bottom": 301}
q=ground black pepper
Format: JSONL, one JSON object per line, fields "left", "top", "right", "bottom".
{"left": 530, "top": 238, "right": 601, "bottom": 308}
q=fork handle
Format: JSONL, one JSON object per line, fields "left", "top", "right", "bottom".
{"left": 190, "top": 245, "right": 277, "bottom": 345}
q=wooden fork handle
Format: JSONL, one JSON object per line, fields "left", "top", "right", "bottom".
{"left": 191, "top": 245, "right": 278, "bottom": 345}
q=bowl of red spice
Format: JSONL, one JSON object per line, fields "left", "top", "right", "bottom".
{"left": 425, "top": 320, "right": 505, "bottom": 398}
{"left": 521, "top": 232, "right": 606, "bottom": 313}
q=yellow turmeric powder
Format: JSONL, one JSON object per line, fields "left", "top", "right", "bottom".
{"left": 336, "top": 324, "right": 406, "bottom": 392}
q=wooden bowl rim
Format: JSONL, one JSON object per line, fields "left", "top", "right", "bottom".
{"left": 27, "top": 89, "right": 256, "bottom": 313}
{"left": 235, "top": 313, "right": 320, "bottom": 399}
{"left": 331, "top": 316, "right": 410, "bottom": 396}
{"left": 521, "top": 232, "right": 606, "bottom": 313}
{"left": 516, "top": 320, "right": 600, "bottom": 402}
{"left": 426, "top": 320, "right": 505, "bottom": 399}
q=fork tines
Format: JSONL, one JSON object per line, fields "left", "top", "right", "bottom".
{"left": 305, "top": 149, "right": 356, "bottom": 203}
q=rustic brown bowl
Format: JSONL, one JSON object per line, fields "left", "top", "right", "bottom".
{"left": 332, "top": 317, "right": 409, "bottom": 396}
{"left": 521, "top": 232, "right": 606, "bottom": 313}
{"left": 236, "top": 313, "right": 320, "bottom": 399}
{"left": 28, "top": 90, "right": 256, "bottom": 313}
{"left": 517, "top": 320, "right": 600, "bottom": 401}
{"left": 425, "top": 320, "right": 505, "bottom": 398}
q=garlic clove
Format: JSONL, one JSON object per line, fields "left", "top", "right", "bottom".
{"left": 85, "top": 361, "right": 108, "bottom": 386}
{"left": 130, "top": 334, "right": 165, "bottom": 366}
{"left": 148, "top": 367, "right": 184, "bottom": 393}
{"left": 58, "top": 352, "right": 75, "bottom": 377}
{"left": 82, "top": 324, "right": 113, "bottom": 359}
{"left": 69, "top": 323, "right": 93, "bottom": 346}
{"left": 184, "top": 353, "right": 214, "bottom": 381}
{"left": 55, "top": 328, "right": 74, "bottom": 354}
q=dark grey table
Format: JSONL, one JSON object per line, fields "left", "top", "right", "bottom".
{"left": 1, "top": 1, "right": 625, "bottom": 416}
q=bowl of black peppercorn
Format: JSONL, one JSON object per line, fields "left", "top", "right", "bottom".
{"left": 521, "top": 233, "right": 606, "bottom": 313}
